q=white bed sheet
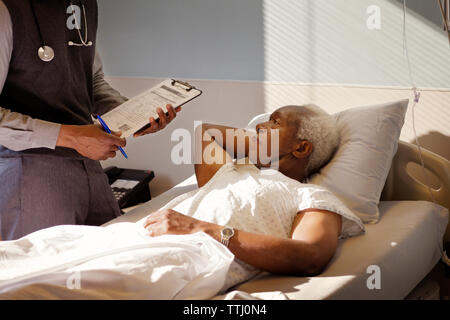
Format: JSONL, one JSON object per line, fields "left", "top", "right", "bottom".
{"left": 103, "top": 175, "right": 449, "bottom": 300}
{"left": 0, "top": 224, "right": 234, "bottom": 300}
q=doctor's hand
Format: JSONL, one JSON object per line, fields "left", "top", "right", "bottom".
{"left": 143, "top": 209, "right": 221, "bottom": 240}
{"left": 56, "top": 124, "right": 126, "bottom": 160}
{"left": 133, "top": 104, "right": 181, "bottom": 138}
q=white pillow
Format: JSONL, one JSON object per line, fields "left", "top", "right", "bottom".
{"left": 309, "top": 99, "right": 408, "bottom": 223}
{"left": 247, "top": 99, "right": 409, "bottom": 224}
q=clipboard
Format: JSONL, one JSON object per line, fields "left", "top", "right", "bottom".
{"left": 98, "top": 79, "right": 202, "bottom": 138}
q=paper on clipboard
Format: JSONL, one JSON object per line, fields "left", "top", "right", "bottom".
{"left": 98, "top": 79, "right": 202, "bottom": 138}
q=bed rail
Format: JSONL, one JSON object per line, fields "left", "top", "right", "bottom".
{"left": 381, "top": 140, "right": 450, "bottom": 243}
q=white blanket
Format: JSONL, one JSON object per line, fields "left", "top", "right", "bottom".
{"left": 0, "top": 223, "right": 234, "bottom": 299}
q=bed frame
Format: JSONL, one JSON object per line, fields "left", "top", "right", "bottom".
{"left": 381, "top": 140, "right": 450, "bottom": 244}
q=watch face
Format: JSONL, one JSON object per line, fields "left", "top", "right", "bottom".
{"left": 222, "top": 228, "right": 234, "bottom": 237}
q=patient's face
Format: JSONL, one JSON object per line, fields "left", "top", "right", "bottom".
{"left": 252, "top": 106, "right": 306, "bottom": 167}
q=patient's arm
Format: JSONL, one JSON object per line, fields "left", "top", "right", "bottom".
{"left": 217, "top": 208, "right": 342, "bottom": 276}
{"left": 194, "top": 123, "right": 253, "bottom": 187}
{"left": 144, "top": 208, "right": 342, "bottom": 276}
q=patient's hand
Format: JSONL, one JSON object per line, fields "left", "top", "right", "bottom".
{"left": 144, "top": 209, "right": 219, "bottom": 239}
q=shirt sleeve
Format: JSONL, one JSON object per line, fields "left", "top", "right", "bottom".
{"left": 296, "top": 183, "right": 366, "bottom": 239}
{"left": 0, "top": 109, "right": 61, "bottom": 151}
{"left": 0, "top": 0, "right": 61, "bottom": 151}
{"left": 91, "top": 50, "right": 128, "bottom": 116}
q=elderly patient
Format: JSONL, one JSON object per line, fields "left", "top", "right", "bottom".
{"left": 144, "top": 104, "right": 364, "bottom": 289}
{"left": 0, "top": 105, "right": 365, "bottom": 298}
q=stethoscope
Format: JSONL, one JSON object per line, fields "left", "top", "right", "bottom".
{"left": 29, "top": 0, "right": 92, "bottom": 63}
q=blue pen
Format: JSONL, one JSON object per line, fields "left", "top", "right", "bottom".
{"left": 96, "top": 115, "right": 128, "bottom": 159}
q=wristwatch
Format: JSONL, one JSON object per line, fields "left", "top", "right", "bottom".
{"left": 220, "top": 226, "right": 235, "bottom": 247}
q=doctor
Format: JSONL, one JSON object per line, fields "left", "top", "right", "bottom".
{"left": 0, "top": 0, "right": 180, "bottom": 240}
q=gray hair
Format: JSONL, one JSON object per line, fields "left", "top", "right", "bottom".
{"left": 295, "top": 104, "right": 340, "bottom": 177}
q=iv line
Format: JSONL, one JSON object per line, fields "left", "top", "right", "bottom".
{"left": 403, "top": 0, "right": 449, "bottom": 267}
{"left": 402, "top": 0, "right": 436, "bottom": 205}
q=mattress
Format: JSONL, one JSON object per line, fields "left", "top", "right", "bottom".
{"left": 103, "top": 175, "right": 449, "bottom": 300}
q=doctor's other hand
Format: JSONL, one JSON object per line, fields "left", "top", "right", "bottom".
{"left": 133, "top": 104, "right": 181, "bottom": 138}
{"left": 56, "top": 124, "right": 126, "bottom": 160}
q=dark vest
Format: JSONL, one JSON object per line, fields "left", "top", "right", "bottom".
{"left": 0, "top": 0, "right": 98, "bottom": 156}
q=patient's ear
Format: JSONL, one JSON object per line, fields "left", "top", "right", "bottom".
{"left": 292, "top": 140, "right": 313, "bottom": 159}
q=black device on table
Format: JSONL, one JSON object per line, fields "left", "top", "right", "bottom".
{"left": 103, "top": 166, "right": 155, "bottom": 211}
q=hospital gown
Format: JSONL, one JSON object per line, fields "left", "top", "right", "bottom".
{"left": 158, "top": 161, "right": 365, "bottom": 291}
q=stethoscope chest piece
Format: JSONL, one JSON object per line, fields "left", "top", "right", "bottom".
{"left": 38, "top": 45, "right": 54, "bottom": 62}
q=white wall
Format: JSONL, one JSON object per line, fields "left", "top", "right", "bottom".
{"left": 97, "top": 0, "right": 264, "bottom": 81}
{"left": 262, "top": 0, "right": 450, "bottom": 87}
{"left": 98, "top": 0, "right": 450, "bottom": 87}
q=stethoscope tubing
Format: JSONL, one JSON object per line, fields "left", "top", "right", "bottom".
{"left": 30, "top": 0, "right": 92, "bottom": 63}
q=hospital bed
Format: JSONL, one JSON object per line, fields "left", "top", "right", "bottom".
{"left": 104, "top": 137, "right": 450, "bottom": 300}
